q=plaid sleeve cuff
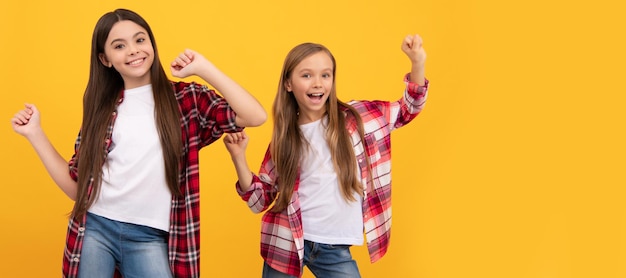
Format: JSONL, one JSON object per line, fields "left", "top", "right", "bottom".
{"left": 404, "top": 73, "right": 429, "bottom": 95}
{"left": 236, "top": 173, "right": 260, "bottom": 197}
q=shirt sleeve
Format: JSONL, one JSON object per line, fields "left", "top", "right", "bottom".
{"left": 176, "top": 81, "right": 244, "bottom": 147}
{"left": 391, "top": 73, "right": 429, "bottom": 129}
{"left": 236, "top": 145, "right": 278, "bottom": 213}
{"left": 403, "top": 73, "right": 429, "bottom": 113}
{"left": 349, "top": 74, "right": 429, "bottom": 132}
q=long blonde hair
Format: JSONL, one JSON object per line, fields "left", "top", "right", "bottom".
{"left": 270, "top": 43, "right": 371, "bottom": 212}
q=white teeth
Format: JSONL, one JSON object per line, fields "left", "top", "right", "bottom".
{"left": 310, "top": 93, "right": 323, "bottom": 97}
{"left": 128, "top": 59, "right": 143, "bottom": 65}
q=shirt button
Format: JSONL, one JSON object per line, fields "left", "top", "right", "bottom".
{"left": 78, "top": 227, "right": 85, "bottom": 232}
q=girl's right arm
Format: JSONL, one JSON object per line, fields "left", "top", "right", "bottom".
{"left": 401, "top": 34, "right": 427, "bottom": 86}
{"left": 223, "top": 131, "right": 277, "bottom": 213}
{"left": 11, "top": 104, "right": 78, "bottom": 200}
{"left": 223, "top": 131, "right": 253, "bottom": 190}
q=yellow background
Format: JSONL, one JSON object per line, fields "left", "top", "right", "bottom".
{"left": 1, "top": 0, "right": 624, "bottom": 277}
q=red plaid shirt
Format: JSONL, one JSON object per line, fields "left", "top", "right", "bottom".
{"left": 237, "top": 75, "right": 429, "bottom": 277}
{"left": 64, "top": 81, "right": 242, "bottom": 278}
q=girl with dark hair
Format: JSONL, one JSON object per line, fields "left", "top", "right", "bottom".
{"left": 223, "top": 34, "right": 429, "bottom": 277}
{"left": 10, "top": 8, "right": 266, "bottom": 278}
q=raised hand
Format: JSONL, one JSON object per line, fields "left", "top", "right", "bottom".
{"left": 401, "top": 34, "right": 426, "bottom": 66}
{"left": 223, "top": 130, "right": 254, "bottom": 189}
{"left": 10, "top": 103, "right": 79, "bottom": 199}
{"left": 401, "top": 34, "right": 427, "bottom": 85}
{"left": 170, "top": 49, "right": 214, "bottom": 79}
{"left": 223, "top": 131, "right": 249, "bottom": 158}
{"left": 11, "top": 103, "right": 42, "bottom": 138}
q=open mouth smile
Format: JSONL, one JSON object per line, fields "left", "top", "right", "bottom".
{"left": 307, "top": 93, "right": 324, "bottom": 99}
{"left": 127, "top": 58, "right": 145, "bottom": 66}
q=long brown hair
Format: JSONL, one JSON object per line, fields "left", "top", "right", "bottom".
{"left": 72, "top": 9, "right": 182, "bottom": 220}
{"left": 270, "top": 43, "right": 371, "bottom": 212}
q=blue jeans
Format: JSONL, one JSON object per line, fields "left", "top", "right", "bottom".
{"left": 262, "top": 240, "right": 361, "bottom": 278}
{"left": 77, "top": 212, "right": 173, "bottom": 278}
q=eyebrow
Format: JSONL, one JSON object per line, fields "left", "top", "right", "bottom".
{"left": 297, "top": 68, "right": 333, "bottom": 74}
{"left": 110, "top": 31, "right": 147, "bottom": 45}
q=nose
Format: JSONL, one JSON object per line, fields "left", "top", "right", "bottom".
{"left": 128, "top": 43, "right": 139, "bottom": 55}
{"left": 313, "top": 76, "right": 323, "bottom": 88}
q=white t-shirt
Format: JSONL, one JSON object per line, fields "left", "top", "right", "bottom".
{"left": 298, "top": 117, "right": 364, "bottom": 245}
{"left": 88, "top": 84, "right": 172, "bottom": 232}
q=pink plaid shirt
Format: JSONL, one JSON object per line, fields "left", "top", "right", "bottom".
{"left": 237, "top": 75, "right": 429, "bottom": 277}
{"left": 64, "top": 81, "right": 241, "bottom": 278}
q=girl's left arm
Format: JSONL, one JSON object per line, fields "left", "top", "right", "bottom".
{"left": 171, "top": 49, "right": 267, "bottom": 127}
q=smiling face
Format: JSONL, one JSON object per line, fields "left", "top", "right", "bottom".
{"left": 98, "top": 20, "right": 154, "bottom": 89}
{"left": 285, "top": 51, "right": 335, "bottom": 124}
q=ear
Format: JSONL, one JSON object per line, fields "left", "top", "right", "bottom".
{"left": 98, "top": 53, "right": 112, "bottom": 68}
{"left": 285, "top": 80, "right": 292, "bottom": 92}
